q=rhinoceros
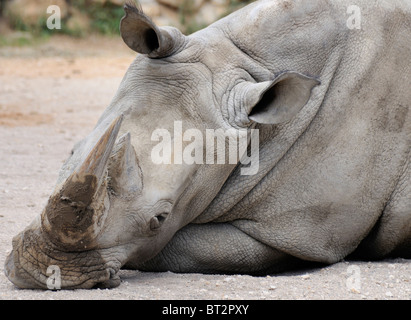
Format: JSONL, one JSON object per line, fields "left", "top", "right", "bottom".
{"left": 5, "top": 0, "right": 410, "bottom": 289}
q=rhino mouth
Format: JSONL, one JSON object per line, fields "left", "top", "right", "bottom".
{"left": 92, "top": 268, "right": 121, "bottom": 289}
{"left": 4, "top": 228, "right": 121, "bottom": 290}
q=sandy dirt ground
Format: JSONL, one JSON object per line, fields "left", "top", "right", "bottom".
{"left": 0, "top": 35, "right": 410, "bottom": 300}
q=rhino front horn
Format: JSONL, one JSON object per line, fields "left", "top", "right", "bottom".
{"left": 42, "top": 115, "right": 123, "bottom": 249}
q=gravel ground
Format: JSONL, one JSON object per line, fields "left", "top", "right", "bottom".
{"left": 0, "top": 35, "right": 410, "bottom": 300}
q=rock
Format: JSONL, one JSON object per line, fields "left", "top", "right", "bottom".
{"left": 5, "top": 0, "right": 68, "bottom": 28}
{"left": 301, "top": 274, "right": 311, "bottom": 280}
{"left": 194, "top": 1, "right": 227, "bottom": 26}
{"left": 210, "top": 0, "right": 229, "bottom": 6}
{"left": 89, "top": 0, "right": 124, "bottom": 5}
{"left": 152, "top": 4, "right": 182, "bottom": 29}
{"left": 107, "top": 0, "right": 126, "bottom": 6}
{"left": 90, "top": 0, "right": 107, "bottom": 4}
{"left": 156, "top": 0, "right": 205, "bottom": 12}
{"left": 65, "top": 7, "right": 91, "bottom": 36}
{"left": 141, "top": 2, "right": 162, "bottom": 18}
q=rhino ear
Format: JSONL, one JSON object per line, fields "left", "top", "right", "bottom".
{"left": 246, "top": 72, "right": 320, "bottom": 125}
{"left": 120, "top": 2, "right": 185, "bottom": 58}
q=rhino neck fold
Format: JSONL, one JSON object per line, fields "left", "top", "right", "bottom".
{"left": 195, "top": 49, "right": 347, "bottom": 224}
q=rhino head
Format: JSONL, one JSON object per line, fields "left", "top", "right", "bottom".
{"left": 5, "top": 2, "right": 319, "bottom": 289}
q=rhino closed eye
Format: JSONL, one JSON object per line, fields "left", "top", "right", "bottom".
{"left": 150, "top": 213, "right": 168, "bottom": 230}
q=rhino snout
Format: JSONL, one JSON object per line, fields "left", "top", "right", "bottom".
{"left": 4, "top": 227, "right": 122, "bottom": 290}
{"left": 5, "top": 247, "right": 121, "bottom": 290}
{"left": 4, "top": 249, "right": 37, "bottom": 289}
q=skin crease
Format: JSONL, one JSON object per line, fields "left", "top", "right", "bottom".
{"left": 4, "top": 0, "right": 411, "bottom": 289}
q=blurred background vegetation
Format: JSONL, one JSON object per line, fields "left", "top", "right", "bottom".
{"left": 0, "top": 0, "right": 252, "bottom": 45}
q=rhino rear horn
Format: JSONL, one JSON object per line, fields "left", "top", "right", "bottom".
{"left": 108, "top": 132, "right": 142, "bottom": 195}
{"left": 120, "top": 1, "right": 185, "bottom": 58}
{"left": 42, "top": 115, "right": 123, "bottom": 248}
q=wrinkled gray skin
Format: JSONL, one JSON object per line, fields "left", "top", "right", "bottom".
{"left": 5, "top": 0, "right": 411, "bottom": 289}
